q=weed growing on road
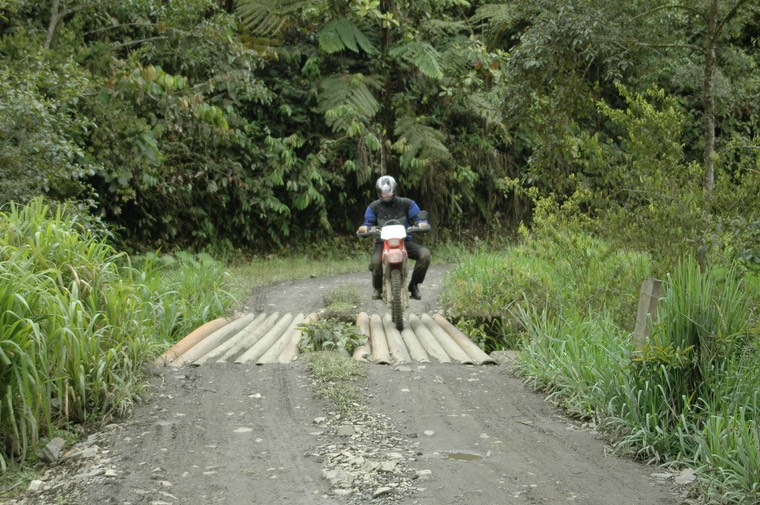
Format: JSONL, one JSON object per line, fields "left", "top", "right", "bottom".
{"left": 299, "top": 318, "right": 365, "bottom": 354}
{"left": 307, "top": 352, "right": 367, "bottom": 415}
{"left": 322, "top": 285, "right": 361, "bottom": 316}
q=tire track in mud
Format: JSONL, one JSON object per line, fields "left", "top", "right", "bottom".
{"left": 77, "top": 364, "right": 340, "bottom": 505}
{"left": 365, "top": 364, "right": 679, "bottom": 505}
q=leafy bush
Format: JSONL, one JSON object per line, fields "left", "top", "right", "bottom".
{"left": 0, "top": 62, "right": 98, "bottom": 204}
{"left": 298, "top": 318, "right": 364, "bottom": 355}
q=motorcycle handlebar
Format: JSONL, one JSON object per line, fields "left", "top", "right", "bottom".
{"left": 356, "top": 225, "right": 431, "bottom": 238}
{"left": 407, "top": 225, "right": 431, "bottom": 234}
{"left": 356, "top": 229, "right": 380, "bottom": 238}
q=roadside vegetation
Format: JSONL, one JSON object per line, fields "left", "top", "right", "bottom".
{"left": 0, "top": 199, "right": 240, "bottom": 474}
{"left": 443, "top": 219, "right": 760, "bottom": 503}
{"left": 2, "top": 1, "right": 760, "bottom": 503}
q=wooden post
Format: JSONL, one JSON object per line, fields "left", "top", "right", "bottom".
{"left": 634, "top": 278, "right": 661, "bottom": 349}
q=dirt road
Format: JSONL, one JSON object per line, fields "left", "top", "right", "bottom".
{"left": 11, "top": 265, "right": 686, "bottom": 505}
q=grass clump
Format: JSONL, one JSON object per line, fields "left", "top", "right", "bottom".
{"left": 322, "top": 285, "right": 362, "bottom": 319}
{"left": 443, "top": 227, "right": 760, "bottom": 503}
{"left": 307, "top": 352, "right": 367, "bottom": 415}
{"left": 0, "top": 198, "right": 237, "bottom": 474}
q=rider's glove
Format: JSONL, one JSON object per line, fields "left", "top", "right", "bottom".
{"left": 418, "top": 222, "right": 429, "bottom": 230}
{"left": 358, "top": 226, "right": 368, "bottom": 234}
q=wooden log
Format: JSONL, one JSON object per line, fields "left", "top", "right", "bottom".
{"left": 400, "top": 326, "right": 430, "bottom": 363}
{"left": 352, "top": 312, "right": 372, "bottom": 362}
{"left": 369, "top": 313, "right": 391, "bottom": 364}
{"left": 433, "top": 314, "right": 496, "bottom": 365}
{"left": 278, "top": 313, "right": 319, "bottom": 363}
{"left": 408, "top": 314, "right": 450, "bottom": 363}
{"left": 235, "top": 313, "right": 294, "bottom": 364}
{"left": 382, "top": 314, "right": 411, "bottom": 364}
{"left": 155, "top": 316, "right": 230, "bottom": 366}
{"left": 216, "top": 312, "right": 280, "bottom": 363}
{"left": 258, "top": 313, "right": 305, "bottom": 364}
{"left": 194, "top": 313, "right": 267, "bottom": 365}
{"left": 421, "top": 314, "right": 473, "bottom": 364}
{"left": 634, "top": 278, "right": 661, "bottom": 349}
{"left": 171, "top": 313, "right": 256, "bottom": 367}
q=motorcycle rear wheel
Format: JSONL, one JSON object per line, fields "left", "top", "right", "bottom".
{"left": 391, "top": 269, "right": 404, "bottom": 330}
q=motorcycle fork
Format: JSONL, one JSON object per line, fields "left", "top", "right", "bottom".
{"left": 382, "top": 240, "right": 409, "bottom": 308}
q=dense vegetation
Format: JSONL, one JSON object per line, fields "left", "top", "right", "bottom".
{"left": 1, "top": 0, "right": 758, "bottom": 255}
{"left": 1, "top": 0, "right": 759, "bottom": 503}
{"left": 444, "top": 226, "right": 760, "bottom": 504}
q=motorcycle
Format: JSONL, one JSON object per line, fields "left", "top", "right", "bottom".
{"left": 357, "top": 211, "right": 430, "bottom": 330}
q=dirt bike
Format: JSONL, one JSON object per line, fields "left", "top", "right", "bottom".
{"left": 357, "top": 212, "right": 430, "bottom": 331}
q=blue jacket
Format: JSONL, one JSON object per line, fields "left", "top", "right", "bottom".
{"left": 363, "top": 197, "right": 427, "bottom": 240}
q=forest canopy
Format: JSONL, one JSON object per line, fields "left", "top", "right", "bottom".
{"left": 0, "top": 0, "right": 758, "bottom": 264}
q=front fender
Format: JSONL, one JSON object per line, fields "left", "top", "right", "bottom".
{"left": 385, "top": 249, "right": 405, "bottom": 265}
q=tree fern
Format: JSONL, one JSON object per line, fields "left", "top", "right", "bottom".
{"left": 467, "top": 91, "right": 507, "bottom": 131}
{"left": 393, "top": 115, "right": 450, "bottom": 170}
{"left": 419, "top": 19, "right": 468, "bottom": 38}
{"left": 389, "top": 41, "right": 444, "bottom": 80}
{"left": 318, "top": 74, "right": 381, "bottom": 134}
{"left": 236, "top": 0, "right": 307, "bottom": 36}
{"left": 472, "top": 3, "right": 520, "bottom": 39}
{"left": 318, "top": 17, "right": 376, "bottom": 54}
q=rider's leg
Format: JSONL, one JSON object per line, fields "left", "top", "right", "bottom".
{"left": 405, "top": 242, "right": 431, "bottom": 299}
{"left": 369, "top": 242, "right": 383, "bottom": 299}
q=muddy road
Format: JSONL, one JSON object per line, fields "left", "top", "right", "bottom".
{"left": 10, "top": 265, "right": 686, "bottom": 505}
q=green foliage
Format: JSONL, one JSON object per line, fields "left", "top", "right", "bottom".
{"left": 307, "top": 351, "right": 367, "bottom": 415}
{"left": 135, "top": 251, "right": 238, "bottom": 342}
{"left": 453, "top": 318, "right": 505, "bottom": 352}
{"left": 319, "top": 74, "right": 381, "bottom": 135}
{"left": 445, "top": 221, "right": 760, "bottom": 499}
{"left": 0, "top": 61, "right": 97, "bottom": 204}
{"left": 618, "top": 257, "right": 752, "bottom": 454}
{"left": 392, "top": 115, "right": 451, "bottom": 176}
{"left": 322, "top": 285, "right": 361, "bottom": 315}
{"left": 514, "top": 307, "right": 628, "bottom": 420}
{"left": 235, "top": 0, "right": 510, "bottom": 235}
{"left": 389, "top": 41, "right": 445, "bottom": 80}
{"left": 697, "top": 401, "right": 760, "bottom": 504}
{"left": 299, "top": 318, "right": 365, "bottom": 354}
{"left": 0, "top": 199, "right": 238, "bottom": 471}
{"left": 236, "top": 0, "right": 307, "bottom": 37}
{"left": 592, "top": 85, "right": 706, "bottom": 268}
{"left": 0, "top": 199, "right": 152, "bottom": 469}
{"left": 318, "top": 17, "right": 376, "bottom": 55}
{"left": 441, "top": 231, "right": 654, "bottom": 340}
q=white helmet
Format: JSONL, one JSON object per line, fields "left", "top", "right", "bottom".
{"left": 376, "top": 175, "right": 397, "bottom": 202}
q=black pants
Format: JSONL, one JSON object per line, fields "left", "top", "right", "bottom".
{"left": 370, "top": 241, "right": 431, "bottom": 290}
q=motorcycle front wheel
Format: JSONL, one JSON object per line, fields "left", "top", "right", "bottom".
{"left": 390, "top": 269, "right": 404, "bottom": 330}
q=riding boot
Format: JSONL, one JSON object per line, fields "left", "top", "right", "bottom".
{"left": 409, "top": 283, "right": 421, "bottom": 300}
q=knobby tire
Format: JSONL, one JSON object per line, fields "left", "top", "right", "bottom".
{"left": 391, "top": 269, "right": 403, "bottom": 330}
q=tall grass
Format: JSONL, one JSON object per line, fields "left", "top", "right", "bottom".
{"left": 442, "top": 231, "right": 654, "bottom": 346}
{"left": 0, "top": 199, "right": 237, "bottom": 472}
{"left": 445, "top": 232, "right": 760, "bottom": 503}
{"left": 513, "top": 305, "right": 627, "bottom": 420}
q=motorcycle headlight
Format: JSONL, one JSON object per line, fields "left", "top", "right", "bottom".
{"left": 387, "top": 239, "right": 402, "bottom": 248}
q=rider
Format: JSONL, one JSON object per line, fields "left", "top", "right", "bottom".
{"left": 357, "top": 175, "right": 430, "bottom": 300}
